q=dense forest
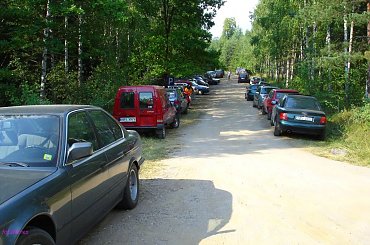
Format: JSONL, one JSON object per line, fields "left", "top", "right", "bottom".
{"left": 1, "top": 0, "right": 224, "bottom": 109}
{"left": 211, "top": 0, "right": 370, "bottom": 112}
{"left": 2, "top": 0, "right": 369, "bottom": 113}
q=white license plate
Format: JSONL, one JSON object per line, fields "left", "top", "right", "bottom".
{"left": 295, "top": 116, "right": 313, "bottom": 122}
{"left": 120, "top": 117, "right": 136, "bottom": 122}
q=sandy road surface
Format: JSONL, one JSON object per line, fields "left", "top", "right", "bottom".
{"left": 79, "top": 78, "right": 370, "bottom": 245}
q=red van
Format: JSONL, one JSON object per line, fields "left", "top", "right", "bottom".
{"left": 113, "top": 85, "right": 179, "bottom": 139}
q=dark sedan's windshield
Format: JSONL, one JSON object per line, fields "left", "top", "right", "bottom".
{"left": 0, "top": 115, "right": 60, "bottom": 167}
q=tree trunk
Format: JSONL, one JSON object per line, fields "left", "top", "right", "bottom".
{"left": 64, "top": 16, "right": 68, "bottom": 74}
{"left": 78, "top": 13, "right": 83, "bottom": 86}
{"left": 344, "top": 11, "right": 349, "bottom": 105}
{"left": 40, "top": 0, "right": 51, "bottom": 100}
{"left": 366, "top": 2, "right": 370, "bottom": 99}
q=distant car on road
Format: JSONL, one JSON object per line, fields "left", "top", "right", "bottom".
{"left": 0, "top": 105, "right": 144, "bottom": 245}
{"left": 245, "top": 84, "right": 261, "bottom": 101}
{"left": 238, "top": 72, "right": 250, "bottom": 83}
{"left": 271, "top": 95, "right": 327, "bottom": 139}
{"left": 166, "top": 87, "right": 188, "bottom": 114}
{"left": 253, "top": 85, "right": 278, "bottom": 109}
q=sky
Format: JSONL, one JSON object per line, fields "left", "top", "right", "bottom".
{"left": 210, "top": 0, "right": 260, "bottom": 38}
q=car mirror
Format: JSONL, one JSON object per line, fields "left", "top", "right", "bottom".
{"left": 67, "top": 142, "right": 93, "bottom": 164}
{"left": 271, "top": 101, "right": 277, "bottom": 105}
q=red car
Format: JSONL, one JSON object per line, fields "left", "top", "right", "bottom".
{"left": 113, "top": 85, "right": 179, "bottom": 139}
{"left": 262, "top": 89, "right": 299, "bottom": 120}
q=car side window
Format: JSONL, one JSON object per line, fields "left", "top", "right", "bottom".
{"left": 68, "top": 112, "right": 99, "bottom": 151}
{"left": 120, "top": 92, "right": 135, "bottom": 109}
{"left": 139, "top": 92, "right": 154, "bottom": 109}
{"left": 88, "top": 110, "right": 119, "bottom": 147}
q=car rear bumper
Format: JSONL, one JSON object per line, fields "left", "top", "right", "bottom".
{"left": 123, "top": 124, "right": 165, "bottom": 130}
{"left": 280, "top": 121, "right": 326, "bottom": 135}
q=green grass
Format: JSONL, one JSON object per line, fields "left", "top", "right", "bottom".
{"left": 308, "top": 103, "right": 370, "bottom": 166}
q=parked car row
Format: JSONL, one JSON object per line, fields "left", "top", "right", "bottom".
{"left": 245, "top": 83, "right": 327, "bottom": 140}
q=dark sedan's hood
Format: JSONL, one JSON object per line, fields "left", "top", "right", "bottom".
{"left": 0, "top": 168, "right": 56, "bottom": 204}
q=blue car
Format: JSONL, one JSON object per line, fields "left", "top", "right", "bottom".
{"left": 192, "top": 81, "right": 209, "bottom": 95}
{"left": 0, "top": 105, "right": 144, "bottom": 245}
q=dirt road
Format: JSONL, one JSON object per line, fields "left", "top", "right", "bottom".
{"left": 80, "top": 78, "right": 370, "bottom": 245}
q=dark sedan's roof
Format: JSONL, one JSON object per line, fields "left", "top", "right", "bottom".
{"left": 0, "top": 105, "right": 99, "bottom": 115}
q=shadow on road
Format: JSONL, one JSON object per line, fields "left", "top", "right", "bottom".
{"left": 79, "top": 178, "right": 233, "bottom": 244}
{"left": 167, "top": 80, "right": 313, "bottom": 159}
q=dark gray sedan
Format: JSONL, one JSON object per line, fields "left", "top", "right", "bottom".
{"left": 0, "top": 105, "right": 144, "bottom": 245}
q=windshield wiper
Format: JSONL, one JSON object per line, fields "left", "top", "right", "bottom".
{"left": 0, "top": 162, "right": 29, "bottom": 167}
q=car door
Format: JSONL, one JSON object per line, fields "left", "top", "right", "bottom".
{"left": 138, "top": 91, "right": 156, "bottom": 127}
{"left": 66, "top": 111, "right": 111, "bottom": 238}
{"left": 87, "top": 109, "right": 131, "bottom": 204}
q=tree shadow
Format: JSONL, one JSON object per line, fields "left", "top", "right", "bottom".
{"left": 78, "top": 178, "right": 233, "bottom": 244}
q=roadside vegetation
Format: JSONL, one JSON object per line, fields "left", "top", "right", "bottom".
{"left": 310, "top": 103, "right": 370, "bottom": 166}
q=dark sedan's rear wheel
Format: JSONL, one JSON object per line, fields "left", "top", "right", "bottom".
{"left": 117, "top": 164, "right": 139, "bottom": 210}
{"left": 261, "top": 107, "right": 267, "bottom": 115}
{"left": 16, "top": 227, "right": 55, "bottom": 245}
{"left": 273, "top": 119, "right": 282, "bottom": 136}
{"left": 156, "top": 127, "right": 166, "bottom": 139}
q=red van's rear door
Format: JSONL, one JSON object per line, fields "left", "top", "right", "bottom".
{"left": 138, "top": 91, "right": 156, "bottom": 127}
{"left": 116, "top": 88, "right": 138, "bottom": 127}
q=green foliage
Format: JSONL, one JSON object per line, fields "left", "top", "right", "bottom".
{"left": 1, "top": 0, "right": 224, "bottom": 107}
{"left": 6, "top": 81, "right": 49, "bottom": 106}
{"left": 322, "top": 103, "right": 370, "bottom": 165}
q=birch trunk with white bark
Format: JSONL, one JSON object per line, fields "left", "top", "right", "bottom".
{"left": 40, "top": 0, "right": 51, "bottom": 99}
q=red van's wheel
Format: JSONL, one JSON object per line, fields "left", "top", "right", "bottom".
{"left": 156, "top": 127, "right": 166, "bottom": 139}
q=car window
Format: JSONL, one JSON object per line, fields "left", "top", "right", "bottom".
{"left": 167, "top": 91, "right": 177, "bottom": 100}
{"left": 88, "top": 110, "right": 121, "bottom": 147}
{"left": 120, "top": 92, "right": 135, "bottom": 109}
{"left": 139, "top": 92, "right": 154, "bottom": 109}
{"left": 68, "top": 112, "right": 98, "bottom": 151}
{"left": 285, "top": 97, "right": 321, "bottom": 110}
{"left": 0, "top": 115, "right": 60, "bottom": 167}
{"left": 276, "top": 92, "right": 297, "bottom": 99}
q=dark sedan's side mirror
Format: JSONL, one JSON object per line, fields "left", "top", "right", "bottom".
{"left": 67, "top": 142, "right": 93, "bottom": 163}
{"left": 271, "top": 101, "right": 277, "bottom": 105}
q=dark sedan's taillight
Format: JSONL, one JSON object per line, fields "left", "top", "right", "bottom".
{"left": 279, "top": 112, "right": 288, "bottom": 121}
{"left": 319, "top": 116, "right": 327, "bottom": 124}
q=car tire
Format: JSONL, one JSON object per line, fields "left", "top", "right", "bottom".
{"left": 156, "top": 127, "right": 166, "bottom": 139}
{"left": 16, "top": 227, "right": 55, "bottom": 245}
{"left": 273, "top": 119, "right": 282, "bottom": 136}
{"left": 183, "top": 106, "right": 188, "bottom": 114}
{"left": 117, "top": 164, "right": 139, "bottom": 210}
{"left": 170, "top": 115, "right": 180, "bottom": 128}
{"left": 261, "top": 107, "right": 267, "bottom": 115}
